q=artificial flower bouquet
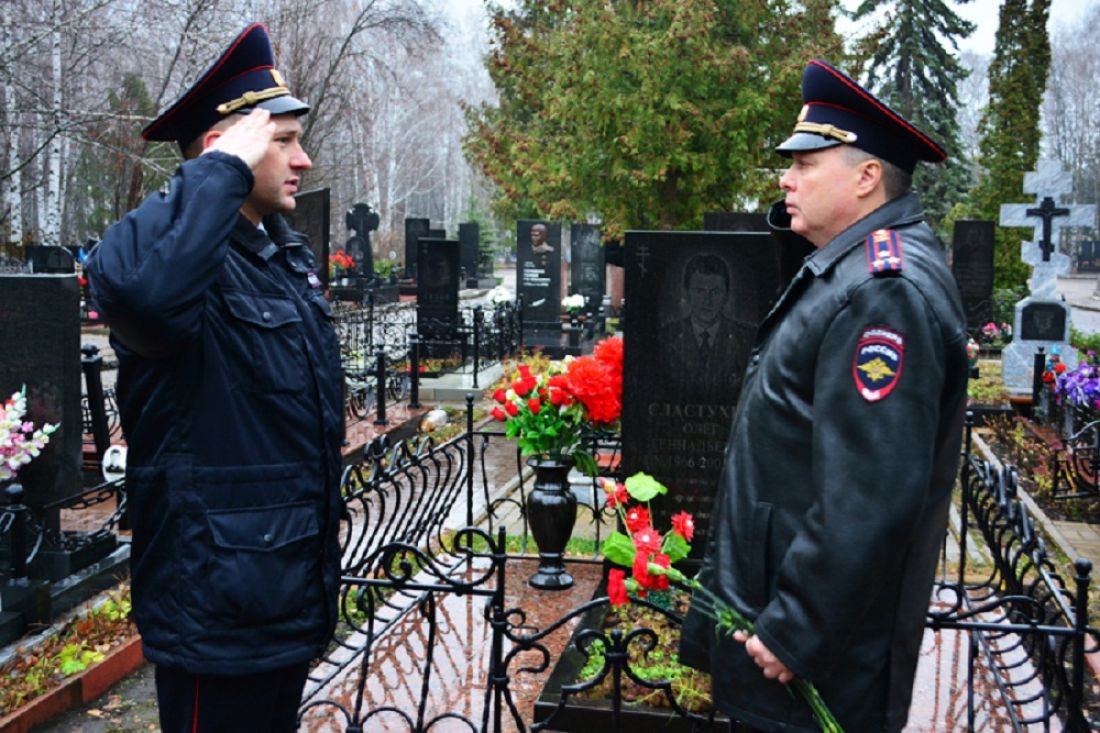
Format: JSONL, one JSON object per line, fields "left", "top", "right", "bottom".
{"left": 1, "top": 385, "right": 60, "bottom": 482}
{"left": 599, "top": 472, "right": 843, "bottom": 733}
{"left": 490, "top": 337, "right": 622, "bottom": 476}
{"left": 562, "top": 293, "right": 586, "bottom": 316}
{"left": 329, "top": 249, "right": 355, "bottom": 278}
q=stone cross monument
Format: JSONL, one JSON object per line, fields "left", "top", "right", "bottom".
{"left": 1000, "top": 159, "right": 1096, "bottom": 394}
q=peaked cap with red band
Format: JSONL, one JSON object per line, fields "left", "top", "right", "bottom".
{"left": 776, "top": 59, "right": 946, "bottom": 173}
{"left": 142, "top": 23, "right": 309, "bottom": 146}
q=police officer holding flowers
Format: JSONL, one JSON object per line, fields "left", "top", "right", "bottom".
{"left": 86, "top": 24, "right": 343, "bottom": 733}
{"left": 681, "top": 60, "right": 969, "bottom": 732}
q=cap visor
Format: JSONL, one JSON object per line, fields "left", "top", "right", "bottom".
{"left": 775, "top": 132, "right": 842, "bottom": 157}
{"left": 250, "top": 95, "right": 310, "bottom": 117}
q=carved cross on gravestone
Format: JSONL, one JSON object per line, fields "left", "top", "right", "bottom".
{"left": 346, "top": 203, "right": 380, "bottom": 279}
{"left": 1026, "top": 197, "right": 1070, "bottom": 262}
{"left": 1000, "top": 159, "right": 1096, "bottom": 300}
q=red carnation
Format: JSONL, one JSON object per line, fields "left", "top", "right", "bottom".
{"left": 650, "top": 553, "right": 671, "bottom": 591}
{"left": 604, "top": 482, "right": 628, "bottom": 508}
{"left": 494, "top": 388, "right": 507, "bottom": 403}
{"left": 518, "top": 364, "right": 533, "bottom": 380}
{"left": 633, "top": 549, "right": 655, "bottom": 588}
{"left": 491, "top": 406, "right": 507, "bottom": 422}
{"left": 528, "top": 397, "right": 541, "bottom": 414}
{"left": 505, "top": 401, "right": 519, "bottom": 417}
{"left": 593, "top": 337, "right": 623, "bottom": 393}
{"left": 608, "top": 568, "right": 628, "bottom": 606}
{"left": 513, "top": 379, "right": 531, "bottom": 396}
{"left": 565, "top": 356, "right": 621, "bottom": 424}
{"left": 632, "top": 526, "right": 662, "bottom": 555}
{"left": 1055, "top": 362, "right": 1067, "bottom": 374}
{"left": 671, "top": 511, "right": 695, "bottom": 542}
{"left": 625, "top": 505, "right": 651, "bottom": 533}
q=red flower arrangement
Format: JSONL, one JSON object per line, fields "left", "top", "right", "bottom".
{"left": 600, "top": 472, "right": 843, "bottom": 733}
{"left": 491, "top": 337, "right": 622, "bottom": 475}
{"left": 329, "top": 249, "right": 355, "bottom": 278}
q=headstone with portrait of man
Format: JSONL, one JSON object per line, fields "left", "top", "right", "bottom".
{"left": 622, "top": 231, "right": 778, "bottom": 557}
{"left": 518, "top": 219, "right": 563, "bottom": 350}
{"left": 570, "top": 223, "right": 605, "bottom": 315}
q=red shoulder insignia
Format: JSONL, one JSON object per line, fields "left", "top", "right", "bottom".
{"left": 865, "top": 229, "right": 904, "bottom": 275}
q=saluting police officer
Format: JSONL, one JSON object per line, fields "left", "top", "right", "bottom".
{"left": 680, "top": 59, "right": 969, "bottom": 732}
{"left": 87, "top": 24, "right": 343, "bottom": 733}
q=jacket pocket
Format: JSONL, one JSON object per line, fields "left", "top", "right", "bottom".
{"left": 222, "top": 290, "right": 307, "bottom": 393}
{"left": 201, "top": 501, "right": 321, "bottom": 625}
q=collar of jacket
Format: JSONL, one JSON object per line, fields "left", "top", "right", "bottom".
{"left": 230, "top": 213, "right": 307, "bottom": 262}
{"left": 804, "top": 192, "right": 926, "bottom": 277}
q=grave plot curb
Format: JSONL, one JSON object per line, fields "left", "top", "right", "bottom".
{"left": 0, "top": 633, "right": 144, "bottom": 733}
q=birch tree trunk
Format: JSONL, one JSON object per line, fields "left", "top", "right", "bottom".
{"left": 43, "top": 21, "right": 64, "bottom": 247}
{"left": 2, "top": 4, "right": 22, "bottom": 246}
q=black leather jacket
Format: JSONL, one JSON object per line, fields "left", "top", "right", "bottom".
{"left": 87, "top": 152, "right": 344, "bottom": 674}
{"left": 681, "top": 193, "right": 968, "bottom": 732}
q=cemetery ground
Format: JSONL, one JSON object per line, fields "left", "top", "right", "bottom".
{"left": 5, "top": 274, "right": 1100, "bottom": 732}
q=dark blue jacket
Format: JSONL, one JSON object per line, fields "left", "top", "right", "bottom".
{"left": 87, "top": 152, "right": 344, "bottom": 675}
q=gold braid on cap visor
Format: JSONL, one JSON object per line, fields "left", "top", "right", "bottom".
{"left": 792, "top": 121, "right": 858, "bottom": 144}
{"left": 216, "top": 86, "right": 290, "bottom": 115}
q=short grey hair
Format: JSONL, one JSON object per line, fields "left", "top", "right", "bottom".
{"left": 842, "top": 146, "right": 912, "bottom": 200}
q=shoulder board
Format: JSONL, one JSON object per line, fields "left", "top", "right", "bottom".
{"left": 865, "top": 228, "right": 904, "bottom": 276}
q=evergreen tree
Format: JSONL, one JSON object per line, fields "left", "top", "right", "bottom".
{"left": 853, "top": 0, "right": 975, "bottom": 235}
{"left": 957, "top": 0, "right": 1052, "bottom": 292}
{"left": 464, "top": 0, "right": 844, "bottom": 240}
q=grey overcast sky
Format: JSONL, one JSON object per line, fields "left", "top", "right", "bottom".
{"left": 841, "top": 0, "right": 1099, "bottom": 56}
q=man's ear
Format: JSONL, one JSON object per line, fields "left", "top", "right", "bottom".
{"left": 855, "top": 158, "right": 884, "bottom": 198}
{"left": 200, "top": 129, "right": 224, "bottom": 153}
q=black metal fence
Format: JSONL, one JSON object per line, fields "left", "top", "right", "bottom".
{"left": 294, "top": 407, "right": 1099, "bottom": 731}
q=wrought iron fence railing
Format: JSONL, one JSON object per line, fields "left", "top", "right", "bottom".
{"left": 296, "top": 406, "right": 1098, "bottom": 732}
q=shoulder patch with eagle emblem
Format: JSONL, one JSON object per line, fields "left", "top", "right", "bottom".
{"left": 853, "top": 326, "right": 904, "bottom": 402}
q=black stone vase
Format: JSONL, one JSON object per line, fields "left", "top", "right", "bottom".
{"left": 526, "top": 457, "right": 577, "bottom": 590}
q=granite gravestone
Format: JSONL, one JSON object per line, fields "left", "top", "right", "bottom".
{"left": 570, "top": 224, "right": 605, "bottom": 314}
{"left": 284, "top": 188, "right": 330, "bottom": 288}
{"left": 622, "top": 231, "right": 777, "bottom": 558}
{"left": 951, "top": 220, "right": 995, "bottom": 332}
{"left": 0, "top": 275, "right": 82, "bottom": 512}
{"left": 459, "top": 222, "right": 480, "bottom": 285}
{"left": 1079, "top": 240, "right": 1100, "bottom": 272}
{"left": 704, "top": 210, "right": 809, "bottom": 292}
{"left": 416, "top": 238, "right": 460, "bottom": 352}
{"left": 345, "top": 203, "right": 379, "bottom": 280}
{"left": 999, "top": 160, "right": 1096, "bottom": 394}
{"left": 429, "top": 228, "right": 446, "bottom": 239}
{"left": 518, "top": 220, "right": 563, "bottom": 348}
{"left": 26, "top": 246, "right": 75, "bottom": 274}
{"left": 404, "top": 217, "right": 430, "bottom": 280}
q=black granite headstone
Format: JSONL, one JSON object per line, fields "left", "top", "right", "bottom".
{"left": 518, "top": 220, "right": 562, "bottom": 344}
{"left": 26, "top": 246, "right": 75, "bottom": 274}
{"left": 951, "top": 220, "right": 995, "bottom": 331}
{"left": 0, "top": 275, "right": 82, "bottom": 512}
{"left": 417, "top": 238, "right": 460, "bottom": 350}
{"left": 284, "top": 188, "right": 330, "bottom": 289}
{"left": 403, "top": 218, "right": 430, "bottom": 280}
{"left": 1078, "top": 240, "right": 1100, "bottom": 272}
{"left": 703, "top": 210, "right": 809, "bottom": 293}
{"left": 344, "top": 203, "right": 380, "bottom": 281}
{"left": 570, "top": 224, "right": 605, "bottom": 314}
{"left": 429, "top": 228, "right": 446, "bottom": 239}
{"left": 459, "top": 222, "right": 480, "bottom": 282}
{"left": 1020, "top": 302, "right": 1067, "bottom": 341}
{"left": 622, "top": 231, "right": 778, "bottom": 558}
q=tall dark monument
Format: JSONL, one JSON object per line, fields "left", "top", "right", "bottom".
{"left": 345, "top": 203, "right": 380, "bottom": 282}
{"left": 0, "top": 275, "right": 82, "bottom": 511}
{"left": 518, "top": 220, "right": 563, "bottom": 349}
{"left": 285, "top": 188, "right": 330, "bottom": 287}
{"left": 404, "top": 217, "right": 430, "bottom": 280}
{"left": 951, "top": 219, "right": 995, "bottom": 332}
{"left": 622, "top": 231, "right": 778, "bottom": 558}
{"left": 570, "top": 224, "right": 605, "bottom": 314}
{"left": 416, "top": 238, "right": 460, "bottom": 353}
